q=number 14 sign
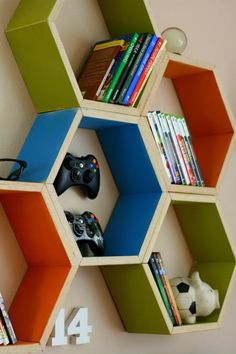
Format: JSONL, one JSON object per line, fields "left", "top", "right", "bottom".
{"left": 48, "top": 308, "right": 92, "bottom": 346}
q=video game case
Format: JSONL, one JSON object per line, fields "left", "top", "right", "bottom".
{"left": 166, "top": 115, "right": 190, "bottom": 185}
{"left": 153, "top": 111, "right": 175, "bottom": 183}
{"left": 0, "top": 293, "right": 17, "bottom": 344}
{"left": 162, "top": 113, "right": 185, "bottom": 184}
{"left": 172, "top": 116, "right": 195, "bottom": 185}
{"left": 158, "top": 113, "right": 181, "bottom": 184}
{"left": 0, "top": 317, "right": 9, "bottom": 345}
{"left": 155, "top": 252, "right": 182, "bottom": 325}
{"left": 180, "top": 118, "right": 204, "bottom": 186}
{"left": 147, "top": 112, "right": 173, "bottom": 183}
{"left": 149, "top": 254, "right": 176, "bottom": 325}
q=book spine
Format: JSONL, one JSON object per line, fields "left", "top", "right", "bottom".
{"left": 181, "top": 118, "right": 204, "bottom": 186}
{"left": 158, "top": 113, "right": 181, "bottom": 184}
{"left": 117, "top": 33, "right": 153, "bottom": 104}
{"left": 104, "top": 33, "right": 139, "bottom": 102}
{"left": 155, "top": 252, "right": 182, "bottom": 325}
{"left": 95, "top": 58, "right": 115, "bottom": 97}
{"left": 93, "top": 39, "right": 126, "bottom": 51}
{"left": 149, "top": 254, "right": 176, "bottom": 325}
{"left": 0, "top": 325, "right": 3, "bottom": 345}
{"left": 128, "top": 37, "right": 165, "bottom": 106}
{"left": 172, "top": 116, "right": 195, "bottom": 185}
{"left": 162, "top": 114, "right": 185, "bottom": 184}
{"left": 122, "top": 34, "right": 159, "bottom": 105}
{"left": 110, "top": 34, "right": 145, "bottom": 103}
{"left": 147, "top": 112, "right": 173, "bottom": 183}
{"left": 0, "top": 294, "right": 17, "bottom": 344}
{"left": 166, "top": 115, "right": 190, "bottom": 185}
{"left": 153, "top": 111, "right": 175, "bottom": 183}
{"left": 0, "top": 317, "right": 9, "bottom": 345}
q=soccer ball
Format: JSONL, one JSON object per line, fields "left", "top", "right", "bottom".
{"left": 170, "top": 277, "right": 197, "bottom": 324}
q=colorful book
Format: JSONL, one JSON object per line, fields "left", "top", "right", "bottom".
{"left": 0, "top": 317, "right": 9, "bottom": 345}
{"left": 128, "top": 37, "right": 165, "bottom": 106}
{"left": 77, "top": 39, "right": 124, "bottom": 100}
{"left": 122, "top": 34, "right": 158, "bottom": 105}
{"left": 117, "top": 33, "right": 153, "bottom": 104}
{"left": 109, "top": 33, "right": 146, "bottom": 103}
{"left": 149, "top": 253, "right": 176, "bottom": 325}
{"left": 104, "top": 32, "right": 139, "bottom": 102}
{"left": 155, "top": 252, "right": 182, "bottom": 325}
{"left": 147, "top": 112, "right": 173, "bottom": 183}
{"left": 0, "top": 293, "right": 17, "bottom": 344}
{"left": 180, "top": 117, "right": 204, "bottom": 186}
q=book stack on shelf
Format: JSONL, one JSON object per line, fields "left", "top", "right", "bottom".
{"left": 0, "top": 293, "right": 17, "bottom": 346}
{"left": 77, "top": 33, "right": 166, "bottom": 106}
{"left": 148, "top": 111, "right": 204, "bottom": 186}
{"left": 149, "top": 252, "right": 182, "bottom": 326}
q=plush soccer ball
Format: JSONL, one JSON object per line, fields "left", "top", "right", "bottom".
{"left": 170, "top": 276, "right": 197, "bottom": 324}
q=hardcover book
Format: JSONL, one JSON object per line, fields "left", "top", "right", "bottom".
{"left": 0, "top": 293, "right": 17, "bottom": 344}
{"left": 77, "top": 39, "right": 124, "bottom": 101}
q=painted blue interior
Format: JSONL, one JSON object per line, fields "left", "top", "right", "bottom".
{"left": 17, "top": 109, "right": 77, "bottom": 182}
{"left": 17, "top": 110, "right": 163, "bottom": 257}
{"left": 103, "top": 193, "right": 162, "bottom": 256}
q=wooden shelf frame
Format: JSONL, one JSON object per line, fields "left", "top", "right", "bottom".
{"left": 15, "top": 107, "right": 166, "bottom": 266}
{"left": 102, "top": 193, "right": 236, "bottom": 334}
{"left": 5, "top": 0, "right": 166, "bottom": 115}
{"left": 143, "top": 52, "right": 236, "bottom": 195}
{"left": 0, "top": 181, "right": 80, "bottom": 352}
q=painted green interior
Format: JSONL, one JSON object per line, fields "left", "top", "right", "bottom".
{"left": 101, "top": 265, "right": 170, "bottom": 334}
{"left": 6, "top": 0, "right": 57, "bottom": 30}
{"left": 98, "top": 0, "right": 155, "bottom": 37}
{"left": 173, "top": 201, "right": 235, "bottom": 323}
{"left": 6, "top": 21, "right": 79, "bottom": 112}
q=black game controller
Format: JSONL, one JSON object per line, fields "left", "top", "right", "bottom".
{"left": 54, "top": 153, "right": 100, "bottom": 198}
{"left": 65, "top": 210, "right": 104, "bottom": 257}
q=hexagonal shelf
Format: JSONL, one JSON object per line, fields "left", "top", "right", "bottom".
{"left": 5, "top": 0, "right": 165, "bottom": 115}
{"left": 143, "top": 52, "right": 236, "bottom": 195}
{"left": 101, "top": 193, "right": 236, "bottom": 334}
{"left": 15, "top": 108, "right": 166, "bottom": 266}
{"left": 0, "top": 181, "right": 79, "bottom": 352}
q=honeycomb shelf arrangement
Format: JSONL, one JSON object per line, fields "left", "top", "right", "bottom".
{"left": 102, "top": 193, "right": 236, "bottom": 334}
{"left": 2, "top": 0, "right": 236, "bottom": 349}
{"left": 0, "top": 181, "right": 79, "bottom": 352}
{"left": 5, "top": 0, "right": 164, "bottom": 115}
{"left": 14, "top": 107, "right": 167, "bottom": 266}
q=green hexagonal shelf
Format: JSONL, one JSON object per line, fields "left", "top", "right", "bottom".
{"left": 5, "top": 0, "right": 165, "bottom": 115}
{"left": 143, "top": 52, "right": 236, "bottom": 195}
{"left": 14, "top": 107, "right": 166, "bottom": 266}
{"left": 0, "top": 181, "right": 80, "bottom": 352}
{"left": 101, "top": 193, "right": 236, "bottom": 334}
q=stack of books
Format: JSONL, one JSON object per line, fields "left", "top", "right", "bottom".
{"left": 0, "top": 293, "right": 17, "bottom": 345}
{"left": 148, "top": 111, "right": 204, "bottom": 186}
{"left": 149, "top": 252, "right": 182, "bottom": 326}
{"left": 77, "top": 33, "right": 166, "bottom": 106}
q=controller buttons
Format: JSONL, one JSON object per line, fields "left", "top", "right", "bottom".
{"left": 79, "top": 162, "right": 84, "bottom": 169}
{"left": 92, "top": 159, "right": 96, "bottom": 164}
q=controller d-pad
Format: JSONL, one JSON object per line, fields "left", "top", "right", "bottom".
{"left": 74, "top": 223, "right": 84, "bottom": 236}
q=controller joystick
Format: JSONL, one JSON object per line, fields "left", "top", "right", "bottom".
{"left": 54, "top": 153, "right": 100, "bottom": 198}
{"left": 65, "top": 211, "right": 104, "bottom": 257}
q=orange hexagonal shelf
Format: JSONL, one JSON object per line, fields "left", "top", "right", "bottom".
{"left": 6, "top": 0, "right": 165, "bottom": 116}
{"left": 13, "top": 108, "right": 166, "bottom": 266}
{"left": 143, "top": 52, "right": 236, "bottom": 195}
{"left": 0, "top": 181, "right": 80, "bottom": 352}
{"left": 102, "top": 193, "right": 236, "bottom": 334}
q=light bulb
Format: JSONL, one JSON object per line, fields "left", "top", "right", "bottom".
{"left": 161, "top": 27, "right": 187, "bottom": 54}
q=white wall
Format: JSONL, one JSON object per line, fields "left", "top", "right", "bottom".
{"left": 1, "top": 1, "right": 236, "bottom": 353}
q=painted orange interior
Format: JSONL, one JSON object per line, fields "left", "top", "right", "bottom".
{"left": 192, "top": 133, "right": 233, "bottom": 187}
{"left": 8, "top": 266, "right": 70, "bottom": 342}
{"left": 163, "top": 61, "right": 234, "bottom": 187}
{"left": 1, "top": 191, "right": 70, "bottom": 266}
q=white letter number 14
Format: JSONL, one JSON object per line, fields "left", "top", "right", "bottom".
{"left": 49, "top": 308, "right": 92, "bottom": 346}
